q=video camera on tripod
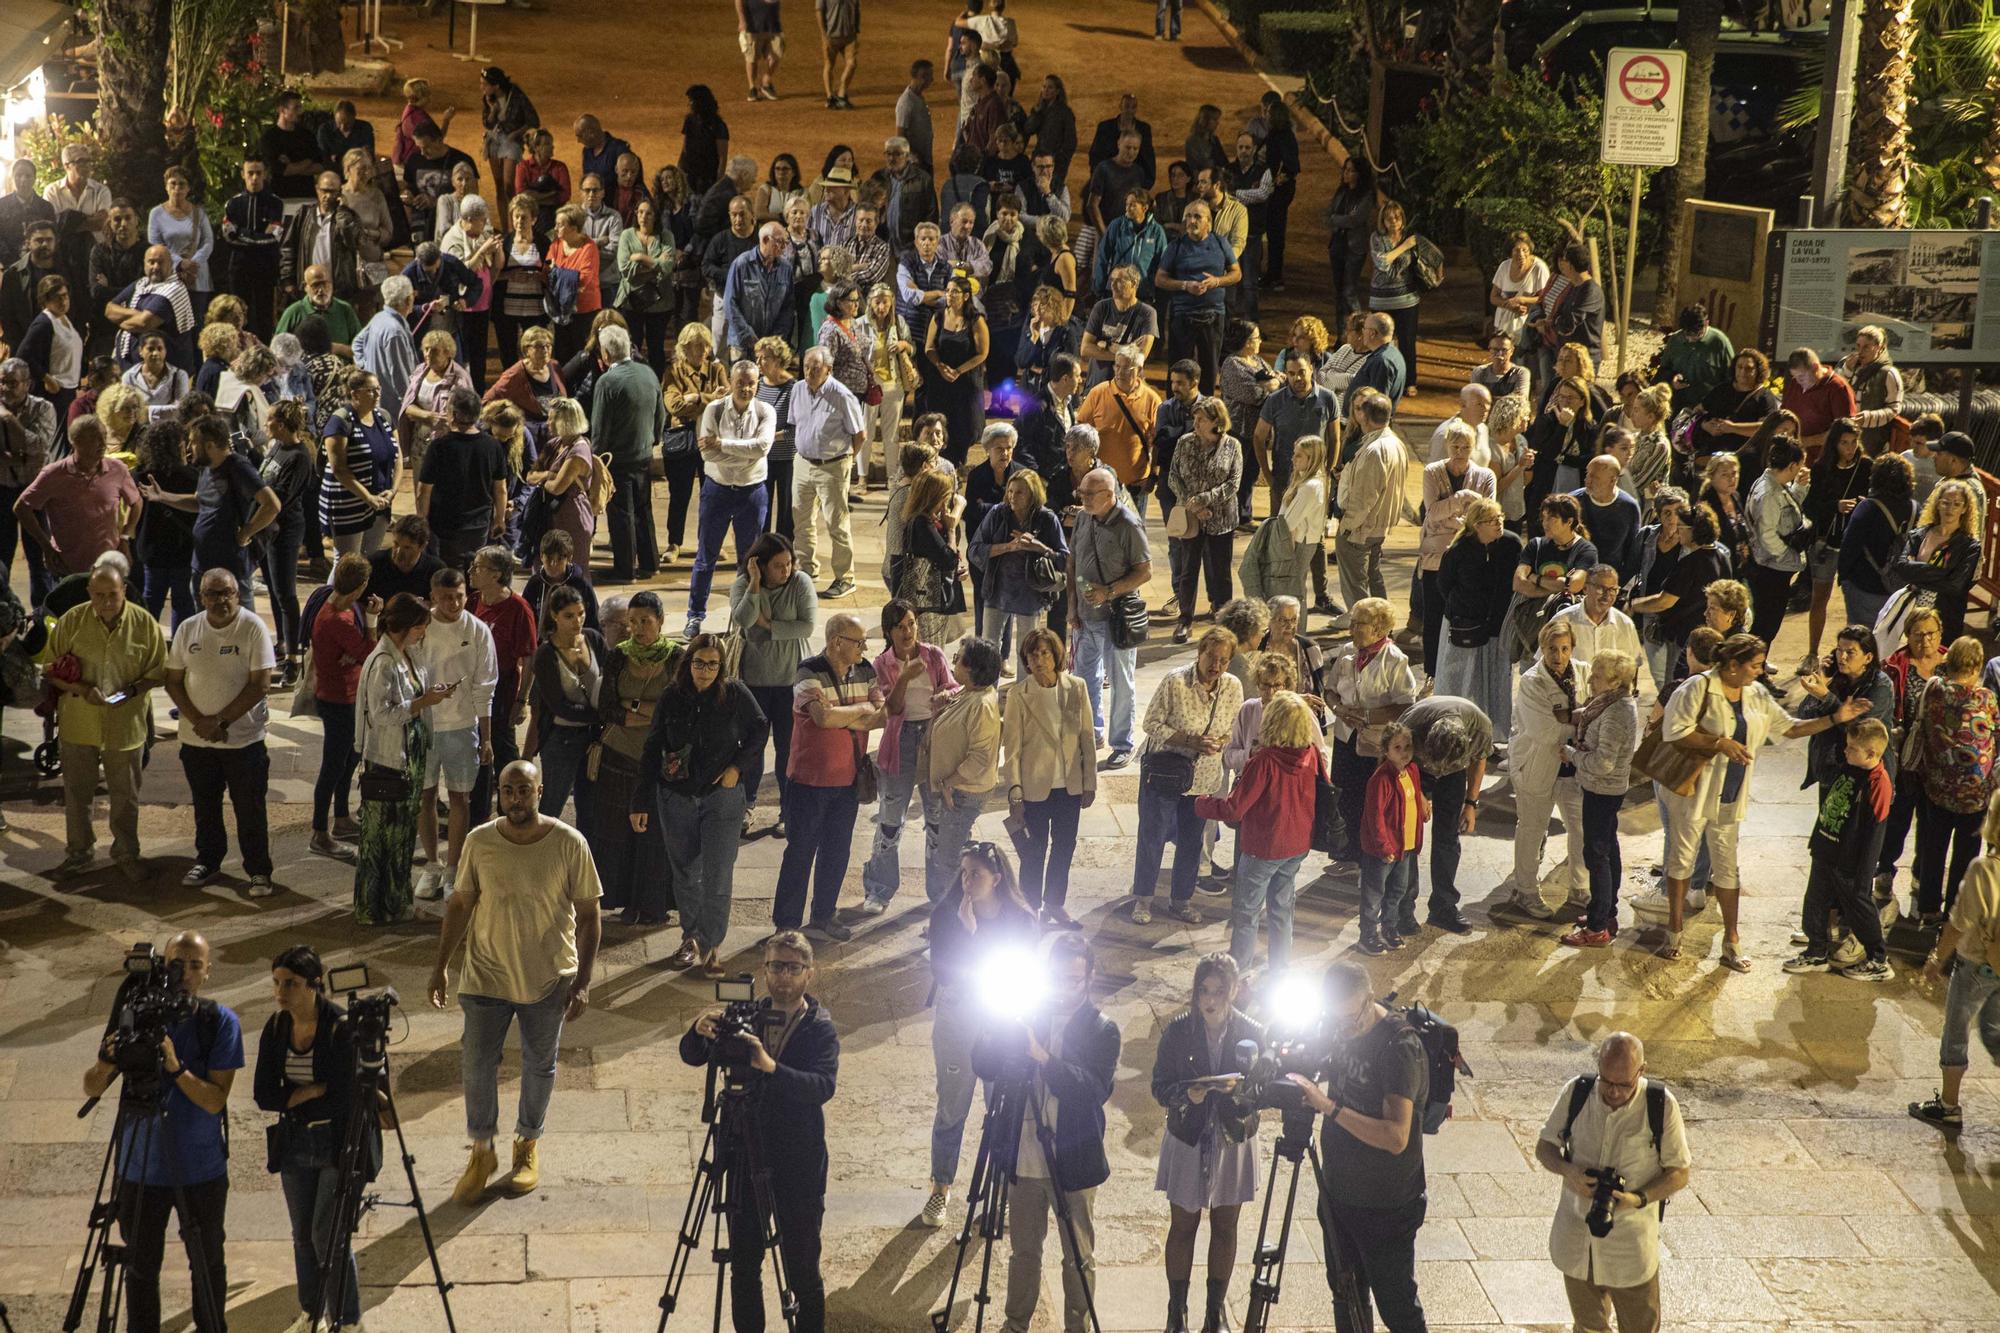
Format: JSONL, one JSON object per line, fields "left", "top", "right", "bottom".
{"left": 707, "top": 975, "right": 780, "bottom": 1080}
{"left": 101, "top": 944, "right": 199, "bottom": 1089}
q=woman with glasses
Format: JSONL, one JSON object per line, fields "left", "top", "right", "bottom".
{"left": 861, "top": 600, "right": 956, "bottom": 912}
{"left": 917, "top": 840, "right": 1039, "bottom": 1230}
{"left": 633, "top": 632, "right": 770, "bottom": 977}
{"left": 921, "top": 637, "right": 1005, "bottom": 902}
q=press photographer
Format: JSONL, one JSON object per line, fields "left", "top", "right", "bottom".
{"left": 77, "top": 931, "right": 243, "bottom": 1333}
{"left": 253, "top": 945, "right": 378, "bottom": 1333}
{"left": 1533, "top": 1033, "right": 1691, "bottom": 1333}
{"left": 1285, "top": 961, "right": 1429, "bottom": 1332}
{"left": 677, "top": 930, "right": 840, "bottom": 1333}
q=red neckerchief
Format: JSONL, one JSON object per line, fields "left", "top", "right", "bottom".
{"left": 1355, "top": 636, "right": 1390, "bottom": 672}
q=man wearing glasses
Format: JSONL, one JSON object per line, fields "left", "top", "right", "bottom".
{"left": 775, "top": 613, "right": 884, "bottom": 940}
{"left": 680, "top": 930, "right": 840, "bottom": 1333}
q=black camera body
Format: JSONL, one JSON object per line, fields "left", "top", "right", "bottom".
{"left": 106, "top": 944, "right": 198, "bottom": 1084}
{"left": 1584, "top": 1167, "right": 1624, "bottom": 1238}
{"left": 1237, "top": 1033, "right": 1328, "bottom": 1117}
{"left": 709, "top": 976, "right": 777, "bottom": 1076}
{"left": 330, "top": 963, "right": 399, "bottom": 1069}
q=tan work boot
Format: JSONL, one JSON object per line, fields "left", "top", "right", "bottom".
{"left": 452, "top": 1140, "right": 498, "bottom": 1205}
{"left": 503, "top": 1137, "right": 540, "bottom": 1196}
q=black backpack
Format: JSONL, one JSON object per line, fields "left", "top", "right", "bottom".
{"left": 1559, "top": 1075, "right": 1670, "bottom": 1218}
{"left": 1384, "top": 995, "right": 1472, "bottom": 1135}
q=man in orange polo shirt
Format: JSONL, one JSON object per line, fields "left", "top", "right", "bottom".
{"left": 1076, "top": 345, "right": 1161, "bottom": 516}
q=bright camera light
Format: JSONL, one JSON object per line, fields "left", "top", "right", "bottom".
{"left": 1263, "top": 970, "right": 1324, "bottom": 1035}
{"left": 976, "top": 945, "right": 1048, "bottom": 1022}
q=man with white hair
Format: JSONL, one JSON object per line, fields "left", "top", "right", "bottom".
{"left": 1534, "top": 1032, "right": 1691, "bottom": 1333}
{"left": 591, "top": 323, "right": 667, "bottom": 582}
{"left": 689, "top": 358, "right": 776, "bottom": 637}
{"left": 1334, "top": 389, "right": 1413, "bottom": 617}
{"left": 774, "top": 614, "right": 885, "bottom": 940}
{"left": 872, "top": 134, "right": 940, "bottom": 248}
{"left": 1344, "top": 311, "right": 1407, "bottom": 412}
{"left": 44, "top": 142, "right": 113, "bottom": 242}
{"left": 353, "top": 273, "right": 418, "bottom": 411}
{"left": 1068, "top": 464, "right": 1152, "bottom": 767}
{"left": 724, "top": 221, "right": 797, "bottom": 362}
{"left": 1427, "top": 383, "right": 1491, "bottom": 468}
{"left": 790, "top": 345, "right": 866, "bottom": 597}
{"left": 166, "top": 567, "right": 278, "bottom": 895}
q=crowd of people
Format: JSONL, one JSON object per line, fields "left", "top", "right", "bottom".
{"left": 12, "top": 6, "right": 2000, "bottom": 1333}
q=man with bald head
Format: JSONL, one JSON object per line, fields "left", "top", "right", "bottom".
{"left": 104, "top": 242, "right": 197, "bottom": 371}
{"left": 1535, "top": 1032, "right": 1692, "bottom": 1332}
{"left": 274, "top": 262, "right": 362, "bottom": 357}
{"left": 431, "top": 758, "right": 602, "bottom": 1205}
{"left": 82, "top": 928, "right": 242, "bottom": 1333}
{"left": 1068, "top": 462, "right": 1152, "bottom": 767}
{"left": 774, "top": 614, "right": 885, "bottom": 939}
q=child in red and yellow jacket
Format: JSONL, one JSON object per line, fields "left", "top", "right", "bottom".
{"left": 1359, "top": 721, "right": 1428, "bottom": 953}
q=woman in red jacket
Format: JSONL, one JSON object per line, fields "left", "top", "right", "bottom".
{"left": 1359, "top": 720, "right": 1429, "bottom": 954}
{"left": 1196, "top": 692, "right": 1322, "bottom": 973}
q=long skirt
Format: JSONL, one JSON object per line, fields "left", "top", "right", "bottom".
{"left": 353, "top": 718, "right": 431, "bottom": 925}
{"left": 1432, "top": 624, "right": 1512, "bottom": 737}
{"left": 591, "top": 747, "right": 675, "bottom": 920}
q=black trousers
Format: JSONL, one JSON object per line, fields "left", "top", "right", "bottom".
{"left": 1320, "top": 1192, "right": 1428, "bottom": 1332}
{"left": 470, "top": 686, "right": 521, "bottom": 825}
{"left": 1746, "top": 560, "right": 1796, "bottom": 650}
{"left": 1170, "top": 311, "right": 1223, "bottom": 394}
{"left": 1917, "top": 797, "right": 1984, "bottom": 916}
{"left": 1803, "top": 855, "right": 1887, "bottom": 961}
{"left": 1418, "top": 568, "right": 1446, "bottom": 678}
{"left": 727, "top": 1177, "right": 825, "bottom": 1333}
{"left": 765, "top": 457, "right": 795, "bottom": 540}
{"left": 118, "top": 1174, "right": 230, "bottom": 1333}
{"left": 458, "top": 309, "right": 491, "bottom": 392}
{"left": 1172, "top": 529, "right": 1234, "bottom": 625}
{"left": 773, "top": 783, "right": 859, "bottom": 927}
{"left": 1021, "top": 789, "right": 1083, "bottom": 911}
{"left": 1420, "top": 765, "right": 1467, "bottom": 916}
{"left": 663, "top": 447, "right": 703, "bottom": 550}
{"left": 1331, "top": 736, "right": 1371, "bottom": 859}
{"left": 606, "top": 462, "right": 658, "bottom": 578}
{"left": 182, "top": 741, "right": 273, "bottom": 877}
{"left": 1265, "top": 179, "right": 1297, "bottom": 283}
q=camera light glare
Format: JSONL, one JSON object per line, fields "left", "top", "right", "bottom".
{"left": 976, "top": 946, "right": 1048, "bottom": 1022}
{"left": 1264, "top": 971, "right": 1324, "bottom": 1034}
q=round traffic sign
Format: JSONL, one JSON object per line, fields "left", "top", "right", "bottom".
{"left": 1617, "top": 54, "right": 1673, "bottom": 110}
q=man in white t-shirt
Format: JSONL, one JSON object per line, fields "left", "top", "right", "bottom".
{"left": 414, "top": 566, "right": 498, "bottom": 902}
{"left": 164, "top": 567, "right": 278, "bottom": 895}
{"left": 1426, "top": 383, "right": 1492, "bottom": 468}
{"left": 430, "top": 759, "right": 602, "bottom": 1205}
{"left": 1534, "top": 1033, "right": 1692, "bottom": 1332}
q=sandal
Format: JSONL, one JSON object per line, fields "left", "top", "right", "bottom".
{"left": 1655, "top": 928, "right": 1682, "bottom": 961}
{"left": 1719, "top": 940, "right": 1752, "bottom": 973}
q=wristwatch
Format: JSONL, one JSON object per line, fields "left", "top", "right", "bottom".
{"left": 1633, "top": 1187, "right": 1649, "bottom": 1208}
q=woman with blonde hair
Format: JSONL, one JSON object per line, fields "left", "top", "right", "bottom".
{"left": 399, "top": 327, "right": 475, "bottom": 477}
{"left": 340, "top": 148, "right": 393, "bottom": 294}
{"left": 527, "top": 396, "right": 597, "bottom": 562}
{"left": 1273, "top": 314, "right": 1334, "bottom": 383}
{"left": 663, "top": 321, "right": 729, "bottom": 565}
{"left": 394, "top": 77, "right": 456, "bottom": 167}
{"left": 1200, "top": 690, "right": 1322, "bottom": 972}
{"left": 1561, "top": 647, "right": 1642, "bottom": 947}
{"left": 1624, "top": 381, "right": 1674, "bottom": 504}
{"left": 1418, "top": 420, "right": 1497, "bottom": 675}
{"left": 194, "top": 322, "right": 241, "bottom": 399}
{"left": 1368, "top": 199, "right": 1422, "bottom": 381}
{"left": 492, "top": 195, "right": 550, "bottom": 370}
{"left": 1889, "top": 475, "right": 1985, "bottom": 644}
{"left": 1002, "top": 626, "right": 1098, "bottom": 926}
{"left": 896, "top": 467, "right": 967, "bottom": 644}
{"left": 1240, "top": 433, "right": 1327, "bottom": 609}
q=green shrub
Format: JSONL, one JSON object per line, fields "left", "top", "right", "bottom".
{"left": 1259, "top": 11, "right": 1358, "bottom": 75}
{"left": 1462, "top": 197, "right": 1616, "bottom": 279}
{"left": 1223, "top": 0, "right": 1292, "bottom": 41}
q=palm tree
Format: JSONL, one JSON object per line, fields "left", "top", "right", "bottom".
{"left": 1652, "top": 0, "right": 1724, "bottom": 324}
{"left": 1980, "top": 59, "right": 2000, "bottom": 195}
{"left": 1448, "top": 0, "right": 1503, "bottom": 89}
{"left": 93, "top": 0, "right": 174, "bottom": 207}
{"left": 1842, "top": 0, "right": 1917, "bottom": 226}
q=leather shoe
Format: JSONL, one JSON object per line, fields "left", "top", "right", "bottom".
{"left": 1428, "top": 910, "right": 1472, "bottom": 934}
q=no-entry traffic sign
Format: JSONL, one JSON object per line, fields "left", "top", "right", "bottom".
{"left": 1601, "top": 47, "right": 1686, "bottom": 167}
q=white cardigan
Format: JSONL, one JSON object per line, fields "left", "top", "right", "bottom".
{"left": 1661, "top": 668, "right": 1797, "bottom": 824}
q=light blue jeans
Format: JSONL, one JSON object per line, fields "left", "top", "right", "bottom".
{"left": 461, "top": 979, "right": 569, "bottom": 1141}
{"left": 923, "top": 785, "right": 992, "bottom": 902}
{"left": 1072, "top": 617, "right": 1136, "bottom": 753}
{"left": 862, "top": 718, "right": 927, "bottom": 905}
{"left": 1230, "top": 851, "right": 1306, "bottom": 971}
{"left": 1941, "top": 958, "right": 2000, "bottom": 1069}
{"left": 930, "top": 982, "right": 982, "bottom": 1185}
{"left": 662, "top": 782, "right": 748, "bottom": 955}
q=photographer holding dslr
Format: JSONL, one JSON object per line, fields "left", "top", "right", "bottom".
{"left": 253, "top": 945, "right": 376, "bottom": 1333}
{"left": 1533, "top": 1033, "right": 1690, "bottom": 1333}
{"left": 1285, "top": 961, "right": 1429, "bottom": 1332}
{"left": 79, "top": 930, "right": 243, "bottom": 1333}
{"left": 678, "top": 930, "right": 840, "bottom": 1333}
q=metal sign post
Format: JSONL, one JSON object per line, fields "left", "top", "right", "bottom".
{"left": 1601, "top": 48, "right": 1686, "bottom": 374}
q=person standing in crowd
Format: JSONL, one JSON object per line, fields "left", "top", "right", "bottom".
{"left": 412, "top": 566, "right": 498, "bottom": 903}
{"left": 527, "top": 584, "right": 611, "bottom": 824}
{"left": 588, "top": 590, "right": 676, "bottom": 925}
{"left": 1501, "top": 619, "right": 1587, "bottom": 923}
{"left": 309, "top": 554, "right": 376, "bottom": 862}
{"left": 732, "top": 532, "right": 818, "bottom": 834}
{"left": 1290, "top": 960, "right": 1430, "bottom": 1330}
{"left": 1356, "top": 720, "right": 1427, "bottom": 952}
{"left": 1335, "top": 389, "right": 1414, "bottom": 618}
{"left": 1560, "top": 650, "right": 1642, "bottom": 949}
{"left": 591, "top": 323, "right": 666, "bottom": 582}
{"left": 920, "top": 841, "right": 1039, "bottom": 1227}
{"left": 1534, "top": 1033, "right": 1692, "bottom": 1331}
{"left": 1069, "top": 465, "right": 1152, "bottom": 769}
{"left": 366, "top": 515, "right": 445, "bottom": 605}
{"left": 354, "top": 592, "right": 455, "bottom": 925}
{"left": 790, "top": 344, "right": 866, "bottom": 597}
{"left": 632, "top": 631, "right": 768, "bottom": 969}
{"left": 1778, "top": 346, "right": 1856, "bottom": 456}
{"left": 1415, "top": 422, "right": 1495, "bottom": 676}
{"left": 80, "top": 930, "right": 240, "bottom": 1333}
{"left": 689, "top": 357, "right": 776, "bottom": 636}
{"left": 0, "top": 356, "right": 57, "bottom": 593}
{"left": 1910, "top": 787, "right": 2000, "bottom": 1131}
{"left": 1131, "top": 628, "right": 1242, "bottom": 927}
{"left": 165, "top": 568, "right": 277, "bottom": 897}
{"left": 1910, "top": 636, "right": 1999, "bottom": 928}
{"left": 921, "top": 637, "right": 1004, "bottom": 900}
{"left": 1430, "top": 495, "right": 1519, "bottom": 733}
{"left": 1836, "top": 454, "right": 1917, "bottom": 632}
{"left": 679, "top": 931, "right": 839, "bottom": 1332}
{"left": 1003, "top": 627, "right": 1098, "bottom": 927}
{"left": 1744, "top": 438, "right": 1809, "bottom": 651}
{"left": 1199, "top": 690, "right": 1319, "bottom": 971}
{"left": 1553, "top": 570, "right": 1653, "bottom": 707}
{"left": 1075, "top": 346, "right": 1159, "bottom": 516}
{"left": 255, "top": 945, "right": 372, "bottom": 1333}
{"left": 860, "top": 599, "right": 954, "bottom": 911}
{"left": 431, "top": 758, "right": 602, "bottom": 1205}
{"left": 1153, "top": 201, "right": 1238, "bottom": 393}
{"left": 1166, "top": 395, "right": 1243, "bottom": 644}
{"left": 412, "top": 389, "right": 509, "bottom": 567}
{"left": 775, "top": 613, "right": 884, "bottom": 939}
{"left": 1400, "top": 693, "right": 1490, "bottom": 935}
{"left": 467, "top": 546, "right": 542, "bottom": 825}
{"left": 1889, "top": 475, "right": 1984, "bottom": 646}
{"left": 1325, "top": 596, "right": 1419, "bottom": 854}
{"left": 663, "top": 323, "right": 730, "bottom": 567}
{"left": 1782, "top": 716, "right": 1897, "bottom": 980}
{"left": 14, "top": 413, "right": 140, "bottom": 597}
{"left": 1149, "top": 953, "right": 1262, "bottom": 1333}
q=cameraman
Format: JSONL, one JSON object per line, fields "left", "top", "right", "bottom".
{"left": 79, "top": 930, "right": 243, "bottom": 1333}
{"left": 253, "top": 945, "right": 375, "bottom": 1332}
{"left": 678, "top": 930, "right": 840, "bottom": 1333}
{"left": 1533, "top": 1033, "right": 1690, "bottom": 1332}
{"left": 1287, "top": 960, "right": 1428, "bottom": 1332}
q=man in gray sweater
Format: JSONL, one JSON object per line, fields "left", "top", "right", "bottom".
{"left": 589, "top": 325, "right": 665, "bottom": 582}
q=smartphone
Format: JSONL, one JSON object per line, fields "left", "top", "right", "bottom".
{"left": 99, "top": 690, "right": 129, "bottom": 707}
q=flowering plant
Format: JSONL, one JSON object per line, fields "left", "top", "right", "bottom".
{"left": 193, "top": 32, "right": 310, "bottom": 198}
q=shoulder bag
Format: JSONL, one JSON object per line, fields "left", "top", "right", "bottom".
{"left": 1140, "top": 684, "right": 1221, "bottom": 799}
{"left": 357, "top": 654, "right": 416, "bottom": 802}
{"left": 1630, "top": 675, "right": 1714, "bottom": 798}
{"left": 1106, "top": 590, "right": 1150, "bottom": 650}
{"left": 1164, "top": 504, "right": 1197, "bottom": 539}
{"left": 1411, "top": 235, "right": 1445, "bottom": 291}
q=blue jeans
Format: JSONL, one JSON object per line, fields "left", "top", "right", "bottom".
{"left": 280, "top": 1157, "right": 361, "bottom": 1325}
{"left": 1841, "top": 580, "right": 1888, "bottom": 633}
{"left": 862, "top": 718, "right": 927, "bottom": 904}
{"left": 922, "top": 785, "right": 990, "bottom": 902}
{"left": 537, "top": 724, "right": 595, "bottom": 827}
{"left": 460, "top": 980, "right": 570, "bottom": 1141}
{"left": 1155, "top": 0, "right": 1181, "bottom": 35}
{"left": 1231, "top": 851, "right": 1306, "bottom": 970}
{"left": 774, "top": 781, "right": 860, "bottom": 927}
{"left": 662, "top": 782, "right": 748, "bottom": 954}
{"left": 1580, "top": 789, "right": 1623, "bottom": 932}
{"left": 142, "top": 555, "right": 196, "bottom": 628}
{"left": 1941, "top": 958, "right": 2000, "bottom": 1069}
{"left": 930, "top": 983, "right": 981, "bottom": 1185}
{"left": 1133, "top": 785, "right": 1202, "bottom": 902}
{"left": 1360, "top": 853, "right": 1417, "bottom": 936}
{"left": 1072, "top": 616, "right": 1135, "bottom": 752}
{"left": 689, "top": 479, "right": 768, "bottom": 619}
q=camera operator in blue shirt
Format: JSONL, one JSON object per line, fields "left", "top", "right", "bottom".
{"left": 80, "top": 930, "right": 243, "bottom": 1333}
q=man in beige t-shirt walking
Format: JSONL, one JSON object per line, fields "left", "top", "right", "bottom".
{"left": 430, "top": 759, "right": 602, "bottom": 1204}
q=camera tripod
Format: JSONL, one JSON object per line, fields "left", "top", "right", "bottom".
{"left": 930, "top": 1066, "right": 1102, "bottom": 1333}
{"left": 312, "top": 1045, "right": 456, "bottom": 1333}
{"left": 65, "top": 1070, "right": 223, "bottom": 1333}
{"left": 1240, "top": 1111, "right": 1371, "bottom": 1333}
{"left": 656, "top": 1058, "right": 801, "bottom": 1332}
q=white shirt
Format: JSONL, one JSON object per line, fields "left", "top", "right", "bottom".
{"left": 168, "top": 609, "right": 277, "bottom": 748}
{"left": 44, "top": 176, "right": 113, "bottom": 239}
{"left": 1539, "top": 1075, "right": 1689, "bottom": 1287}
{"left": 698, "top": 394, "right": 776, "bottom": 486}
{"left": 1662, "top": 667, "right": 1796, "bottom": 824}
{"left": 415, "top": 610, "right": 498, "bottom": 734}
{"left": 46, "top": 314, "right": 84, "bottom": 388}
{"left": 1551, "top": 603, "right": 1658, "bottom": 703}
{"left": 1426, "top": 415, "right": 1491, "bottom": 469}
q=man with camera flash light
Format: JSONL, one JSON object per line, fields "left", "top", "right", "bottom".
{"left": 1534, "top": 1033, "right": 1692, "bottom": 1333}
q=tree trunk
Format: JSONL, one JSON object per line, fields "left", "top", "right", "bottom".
{"left": 1651, "top": 0, "right": 1723, "bottom": 324}
{"left": 1978, "top": 57, "right": 2000, "bottom": 196}
{"left": 1448, "top": 0, "right": 1502, "bottom": 90}
{"left": 93, "top": 0, "right": 174, "bottom": 210}
{"left": 1841, "top": 0, "right": 1915, "bottom": 226}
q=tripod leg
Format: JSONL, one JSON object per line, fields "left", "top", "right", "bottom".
{"left": 1307, "top": 1145, "right": 1373, "bottom": 1333}
{"left": 1239, "top": 1147, "right": 1295, "bottom": 1333}
{"left": 381, "top": 1079, "right": 458, "bottom": 1332}
{"left": 1027, "top": 1095, "right": 1104, "bottom": 1333}
{"left": 657, "top": 1119, "right": 723, "bottom": 1332}
{"left": 931, "top": 1080, "right": 1021, "bottom": 1333}
{"left": 738, "top": 1124, "right": 807, "bottom": 1330}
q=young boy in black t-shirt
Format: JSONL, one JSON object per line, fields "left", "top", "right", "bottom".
{"left": 1785, "top": 717, "right": 1894, "bottom": 981}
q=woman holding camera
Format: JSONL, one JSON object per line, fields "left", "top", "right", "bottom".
{"left": 1151, "top": 951, "right": 1263, "bottom": 1333}
{"left": 918, "top": 841, "right": 1039, "bottom": 1230}
{"left": 254, "top": 945, "right": 376, "bottom": 1333}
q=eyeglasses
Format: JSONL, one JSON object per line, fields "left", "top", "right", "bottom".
{"left": 690, "top": 656, "right": 723, "bottom": 670}
{"left": 764, "top": 960, "right": 808, "bottom": 977}
{"left": 834, "top": 635, "right": 867, "bottom": 648}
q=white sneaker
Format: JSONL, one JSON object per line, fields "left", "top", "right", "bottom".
{"left": 919, "top": 1186, "right": 950, "bottom": 1228}
{"left": 414, "top": 866, "right": 444, "bottom": 901}
{"left": 1628, "top": 888, "right": 1671, "bottom": 918}
{"left": 1507, "top": 890, "right": 1555, "bottom": 920}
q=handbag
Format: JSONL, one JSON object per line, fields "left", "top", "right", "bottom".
{"left": 1631, "top": 676, "right": 1713, "bottom": 798}
{"left": 1447, "top": 622, "right": 1490, "bottom": 649}
{"left": 864, "top": 382, "right": 884, "bottom": 407}
{"left": 661, "top": 425, "right": 698, "bottom": 458}
{"left": 290, "top": 648, "right": 319, "bottom": 718}
{"left": 359, "top": 761, "right": 413, "bottom": 803}
{"left": 897, "top": 347, "right": 922, "bottom": 396}
{"left": 1411, "top": 235, "right": 1445, "bottom": 291}
{"left": 1139, "top": 688, "right": 1221, "bottom": 798}
{"left": 1106, "top": 590, "right": 1150, "bottom": 650}
{"left": 851, "top": 731, "right": 879, "bottom": 804}
{"left": 1164, "top": 504, "right": 1197, "bottom": 540}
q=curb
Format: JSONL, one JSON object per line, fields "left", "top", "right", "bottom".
{"left": 1188, "top": 0, "right": 1347, "bottom": 164}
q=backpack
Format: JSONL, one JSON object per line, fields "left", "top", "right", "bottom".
{"left": 586, "top": 453, "right": 617, "bottom": 516}
{"left": 1382, "top": 994, "right": 1472, "bottom": 1135}
{"left": 1560, "top": 1075, "right": 1669, "bottom": 1218}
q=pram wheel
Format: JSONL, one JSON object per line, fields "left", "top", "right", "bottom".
{"left": 33, "top": 739, "right": 60, "bottom": 777}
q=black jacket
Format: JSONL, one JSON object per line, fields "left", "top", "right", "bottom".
{"left": 1438, "top": 531, "right": 1525, "bottom": 639}
{"left": 679, "top": 996, "right": 840, "bottom": 1187}
{"left": 1151, "top": 1008, "right": 1264, "bottom": 1149}
{"left": 253, "top": 995, "right": 382, "bottom": 1179}
{"left": 975, "top": 1002, "right": 1119, "bottom": 1192}
{"left": 530, "top": 630, "right": 612, "bottom": 741}
{"left": 927, "top": 887, "right": 1038, "bottom": 991}
{"left": 633, "top": 676, "right": 770, "bottom": 808}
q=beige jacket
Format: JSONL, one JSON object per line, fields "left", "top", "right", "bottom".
{"left": 922, "top": 685, "right": 1001, "bottom": 794}
{"left": 1000, "top": 673, "right": 1098, "bottom": 802}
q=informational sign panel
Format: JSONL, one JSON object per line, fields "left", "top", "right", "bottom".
{"left": 1770, "top": 229, "right": 2000, "bottom": 363}
{"left": 1601, "top": 48, "right": 1686, "bottom": 167}
{"left": 1676, "top": 199, "right": 1774, "bottom": 354}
